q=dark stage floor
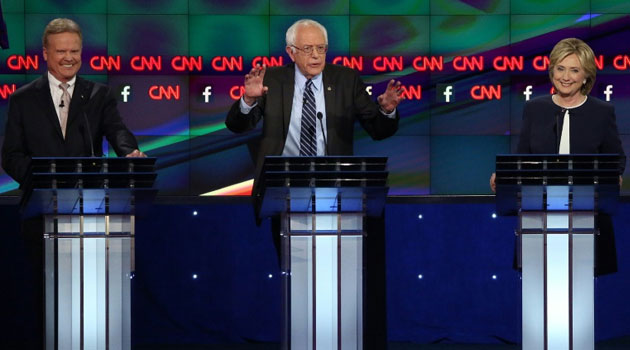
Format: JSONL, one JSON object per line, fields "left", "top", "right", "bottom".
{"left": 135, "top": 336, "right": 630, "bottom": 349}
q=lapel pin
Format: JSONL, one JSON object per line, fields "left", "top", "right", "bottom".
{"left": 327, "top": 86, "right": 332, "bottom": 91}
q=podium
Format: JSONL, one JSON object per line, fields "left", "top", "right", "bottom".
{"left": 21, "top": 157, "right": 157, "bottom": 350}
{"left": 258, "top": 156, "right": 389, "bottom": 350}
{"left": 495, "top": 154, "right": 622, "bottom": 350}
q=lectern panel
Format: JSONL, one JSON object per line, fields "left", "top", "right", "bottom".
{"left": 573, "top": 234, "right": 595, "bottom": 350}
{"left": 547, "top": 213, "right": 568, "bottom": 230}
{"left": 521, "top": 212, "right": 543, "bottom": 230}
{"left": 83, "top": 238, "right": 107, "bottom": 349}
{"left": 573, "top": 213, "right": 594, "bottom": 229}
{"left": 546, "top": 186, "right": 569, "bottom": 211}
{"left": 546, "top": 234, "right": 570, "bottom": 350}
{"left": 522, "top": 234, "right": 544, "bottom": 350}
{"left": 521, "top": 186, "right": 544, "bottom": 211}
{"left": 340, "top": 236, "right": 363, "bottom": 350}
{"left": 315, "top": 214, "right": 339, "bottom": 231}
{"left": 315, "top": 236, "right": 339, "bottom": 350}
{"left": 289, "top": 236, "right": 314, "bottom": 350}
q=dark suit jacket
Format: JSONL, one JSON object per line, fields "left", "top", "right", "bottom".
{"left": 2, "top": 74, "right": 139, "bottom": 184}
{"left": 517, "top": 95, "right": 625, "bottom": 163}
{"left": 225, "top": 63, "right": 399, "bottom": 195}
{"left": 517, "top": 94, "right": 626, "bottom": 275}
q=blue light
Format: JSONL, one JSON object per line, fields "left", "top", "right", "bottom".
{"left": 491, "top": 213, "right": 497, "bottom": 219}
{"left": 417, "top": 274, "right": 423, "bottom": 279}
{"left": 192, "top": 274, "right": 198, "bottom": 279}
{"left": 576, "top": 13, "right": 601, "bottom": 23}
{"left": 193, "top": 211, "right": 198, "bottom": 216}
{"left": 268, "top": 274, "right": 273, "bottom": 279}
{"left": 492, "top": 274, "right": 497, "bottom": 280}
{"left": 418, "top": 214, "right": 423, "bottom": 219}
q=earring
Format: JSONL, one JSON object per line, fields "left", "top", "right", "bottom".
{"left": 583, "top": 80, "right": 586, "bottom": 84}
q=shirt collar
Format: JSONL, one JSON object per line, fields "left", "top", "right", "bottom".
{"left": 294, "top": 68, "right": 322, "bottom": 92}
{"left": 48, "top": 71, "right": 76, "bottom": 89}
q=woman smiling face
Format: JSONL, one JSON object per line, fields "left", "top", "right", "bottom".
{"left": 552, "top": 53, "right": 586, "bottom": 99}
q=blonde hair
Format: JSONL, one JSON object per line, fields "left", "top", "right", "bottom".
{"left": 42, "top": 18, "right": 82, "bottom": 48}
{"left": 548, "top": 38, "right": 596, "bottom": 95}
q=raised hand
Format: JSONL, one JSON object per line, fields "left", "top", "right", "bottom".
{"left": 243, "top": 64, "right": 268, "bottom": 106}
{"left": 377, "top": 79, "right": 404, "bottom": 113}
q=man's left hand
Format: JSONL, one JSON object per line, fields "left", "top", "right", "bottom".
{"left": 125, "top": 149, "right": 147, "bottom": 158}
{"left": 377, "top": 79, "right": 405, "bottom": 114}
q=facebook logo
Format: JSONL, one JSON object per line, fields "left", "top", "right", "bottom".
{"left": 203, "top": 86, "right": 212, "bottom": 103}
{"left": 437, "top": 84, "right": 454, "bottom": 103}
{"left": 523, "top": 85, "right": 532, "bottom": 101}
{"left": 604, "top": 85, "right": 613, "bottom": 101}
{"left": 121, "top": 85, "right": 131, "bottom": 103}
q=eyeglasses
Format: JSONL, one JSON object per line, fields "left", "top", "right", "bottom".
{"left": 291, "top": 45, "right": 328, "bottom": 55}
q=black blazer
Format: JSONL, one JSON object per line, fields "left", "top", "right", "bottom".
{"left": 517, "top": 95, "right": 625, "bottom": 166}
{"left": 1, "top": 74, "right": 139, "bottom": 184}
{"left": 225, "top": 63, "right": 399, "bottom": 193}
{"left": 516, "top": 94, "right": 625, "bottom": 275}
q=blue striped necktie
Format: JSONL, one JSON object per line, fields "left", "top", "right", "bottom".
{"left": 299, "top": 79, "right": 317, "bottom": 156}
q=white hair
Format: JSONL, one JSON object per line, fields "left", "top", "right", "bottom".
{"left": 285, "top": 19, "right": 328, "bottom": 52}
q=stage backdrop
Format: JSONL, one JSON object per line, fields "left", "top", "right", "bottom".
{"left": 1, "top": 0, "right": 629, "bottom": 196}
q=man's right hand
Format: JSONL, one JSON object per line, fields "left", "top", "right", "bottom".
{"left": 243, "top": 64, "right": 268, "bottom": 106}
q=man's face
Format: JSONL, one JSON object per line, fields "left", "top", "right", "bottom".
{"left": 286, "top": 25, "right": 326, "bottom": 79}
{"left": 43, "top": 32, "right": 82, "bottom": 83}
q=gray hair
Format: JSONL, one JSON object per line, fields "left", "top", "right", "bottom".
{"left": 42, "top": 18, "right": 82, "bottom": 47}
{"left": 285, "top": 19, "right": 328, "bottom": 52}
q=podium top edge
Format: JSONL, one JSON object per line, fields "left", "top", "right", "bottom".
{"left": 263, "top": 156, "right": 388, "bottom": 162}
{"left": 31, "top": 157, "right": 157, "bottom": 164}
{"left": 496, "top": 154, "right": 622, "bottom": 159}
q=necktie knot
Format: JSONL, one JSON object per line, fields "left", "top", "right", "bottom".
{"left": 59, "top": 83, "right": 69, "bottom": 93}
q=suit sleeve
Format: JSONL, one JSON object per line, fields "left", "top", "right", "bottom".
{"left": 100, "top": 86, "right": 139, "bottom": 157}
{"left": 225, "top": 97, "right": 264, "bottom": 133}
{"left": 516, "top": 102, "right": 532, "bottom": 154}
{"left": 1, "top": 93, "right": 31, "bottom": 184}
{"left": 353, "top": 73, "right": 399, "bottom": 140}
{"left": 600, "top": 104, "right": 625, "bottom": 174}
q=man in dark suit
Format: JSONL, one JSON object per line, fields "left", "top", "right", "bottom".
{"left": 0, "top": 18, "right": 144, "bottom": 350}
{"left": 2, "top": 18, "right": 145, "bottom": 185}
{"left": 226, "top": 19, "right": 403, "bottom": 349}
{"left": 226, "top": 20, "right": 402, "bottom": 190}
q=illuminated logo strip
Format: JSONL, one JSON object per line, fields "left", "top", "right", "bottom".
{"left": 200, "top": 179, "right": 253, "bottom": 196}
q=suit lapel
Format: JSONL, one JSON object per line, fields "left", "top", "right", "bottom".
{"left": 35, "top": 75, "right": 65, "bottom": 140}
{"left": 322, "top": 65, "right": 334, "bottom": 146}
{"left": 282, "top": 64, "right": 294, "bottom": 141}
{"left": 67, "top": 76, "right": 91, "bottom": 129}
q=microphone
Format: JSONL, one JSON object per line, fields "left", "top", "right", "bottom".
{"left": 59, "top": 99, "right": 65, "bottom": 108}
{"left": 82, "top": 111, "right": 95, "bottom": 157}
{"left": 316, "top": 112, "right": 328, "bottom": 156}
